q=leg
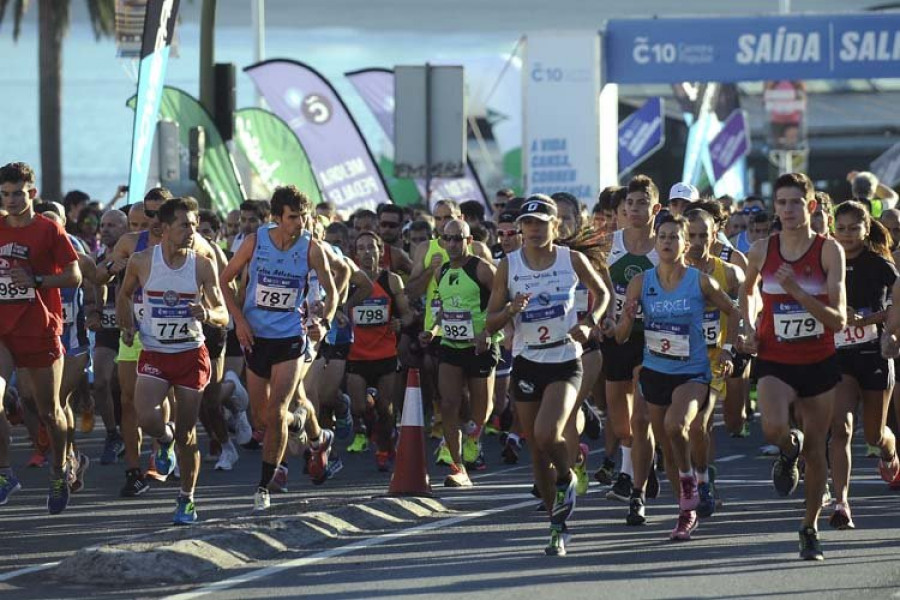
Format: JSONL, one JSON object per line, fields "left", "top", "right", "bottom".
{"left": 664, "top": 383, "right": 705, "bottom": 474}
{"left": 532, "top": 381, "right": 580, "bottom": 502}
{"left": 794, "top": 391, "right": 836, "bottom": 528}
{"left": 262, "top": 360, "right": 304, "bottom": 471}
{"left": 134, "top": 376, "right": 175, "bottom": 440}
{"left": 0, "top": 342, "right": 12, "bottom": 470}
{"left": 118, "top": 361, "right": 141, "bottom": 470}
{"left": 829, "top": 375, "right": 859, "bottom": 505}
{"left": 23, "top": 359, "right": 67, "bottom": 479}
{"left": 92, "top": 347, "right": 118, "bottom": 433}
{"left": 374, "top": 370, "right": 398, "bottom": 453}
{"left": 173, "top": 386, "right": 204, "bottom": 496}
{"left": 438, "top": 363, "right": 466, "bottom": 465}
{"left": 756, "top": 376, "right": 798, "bottom": 453}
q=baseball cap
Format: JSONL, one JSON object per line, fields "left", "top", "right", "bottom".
{"left": 669, "top": 182, "right": 700, "bottom": 202}
{"left": 516, "top": 196, "right": 557, "bottom": 223}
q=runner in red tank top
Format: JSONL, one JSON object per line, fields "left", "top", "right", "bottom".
{"left": 738, "top": 172, "right": 847, "bottom": 562}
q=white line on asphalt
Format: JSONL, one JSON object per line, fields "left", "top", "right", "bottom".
{"left": 716, "top": 454, "right": 745, "bottom": 463}
{"left": 162, "top": 497, "right": 539, "bottom": 600}
{"left": 0, "top": 562, "right": 59, "bottom": 583}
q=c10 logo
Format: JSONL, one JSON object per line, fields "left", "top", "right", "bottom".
{"left": 530, "top": 63, "right": 564, "bottom": 82}
{"left": 633, "top": 37, "right": 676, "bottom": 65}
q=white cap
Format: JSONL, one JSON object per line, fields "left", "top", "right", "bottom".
{"left": 668, "top": 182, "right": 700, "bottom": 202}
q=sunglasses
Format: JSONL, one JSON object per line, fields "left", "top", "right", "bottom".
{"left": 441, "top": 234, "right": 466, "bottom": 242}
{"left": 144, "top": 209, "right": 158, "bottom": 218}
{"left": 493, "top": 202, "right": 507, "bottom": 209}
{"left": 741, "top": 206, "right": 763, "bottom": 215}
{"left": 498, "top": 230, "right": 520, "bottom": 238}
{"left": 379, "top": 221, "right": 400, "bottom": 229}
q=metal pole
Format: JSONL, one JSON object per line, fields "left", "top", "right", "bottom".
{"left": 199, "top": 0, "right": 217, "bottom": 113}
{"left": 252, "top": 0, "right": 265, "bottom": 107}
{"left": 425, "top": 62, "right": 433, "bottom": 206}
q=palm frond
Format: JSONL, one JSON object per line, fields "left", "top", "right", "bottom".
{"left": 85, "top": 0, "right": 115, "bottom": 40}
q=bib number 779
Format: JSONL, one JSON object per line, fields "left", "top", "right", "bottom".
{"left": 780, "top": 317, "right": 817, "bottom": 338}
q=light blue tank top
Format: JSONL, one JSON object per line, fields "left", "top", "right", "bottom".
{"left": 243, "top": 224, "right": 311, "bottom": 339}
{"left": 641, "top": 266, "right": 711, "bottom": 379}
{"left": 322, "top": 244, "right": 353, "bottom": 346}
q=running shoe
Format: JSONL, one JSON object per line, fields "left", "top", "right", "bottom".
{"left": 120, "top": 468, "right": 149, "bottom": 497}
{"left": 647, "top": 462, "right": 660, "bottom": 499}
{"left": 267, "top": 465, "right": 289, "bottom": 493}
{"left": 829, "top": 502, "right": 855, "bottom": 530}
{"left": 375, "top": 450, "right": 393, "bottom": 472}
{"left": 0, "top": 472, "right": 22, "bottom": 505}
{"left": 550, "top": 471, "right": 577, "bottom": 526}
{"left": 670, "top": 510, "right": 698, "bottom": 541}
{"left": 606, "top": 472, "right": 633, "bottom": 502}
{"left": 593, "top": 458, "right": 616, "bottom": 486}
{"left": 224, "top": 370, "right": 250, "bottom": 412}
{"left": 544, "top": 524, "right": 569, "bottom": 557}
{"left": 80, "top": 408, "right": 95, "bottom": 434}
{"left": 731, "top": 422, "right": 751, "bottom": 438}
{"left": 626, "top": 496, "right": 646, "bottom": 526}
{"left": 466, "top": 448, "right": 487, "bottom": 472}
{"left": 100, "top": 431, "right": 125, "bottom": 465}
{"left": 434, "top": 441, "right": 453, "bottom": 466}
{"left": 253, "top": 487, "right": 271, "bottom": 512}
{"left": 574, "top": 443, "right": 589, "bottom": 496}
{"left": 444, "top": 463, "right": 473, "bottom": 487}
{"left": 696, "top": 482, "right": 715, "bottom": 518}
{"left": 26, "top": 450, "right": 47, "bottom": 468}
{"left": 69, "top": 453, "right": 90, "bottom": 494}
{"left": 232, "top": 411, "right": 254, "bottom": 446}
{"left": 47, "top": 476, "right": 69, "bottom": 515}
{"left": 173, "top": 496, "right": 198, "bottom": 525}
{"left": 154, "top": 429, "right": 177, "bottom": 478}
{"left": 241, "top": 429, "right": 264, "bottom": 451}
{"left": 501, "top": 435, "right": 521, "bottom": 464}
{"left": 65, "top": 453, "right": 78, "bottom": 488}
{"left": 772, "top": 429, "right": 804, "bottom": 497}
{"left": 214, "top": 441, "right": 240, "bottom": 471}
{"left": 347, "top": 432, "right": 369, "bottom": 454}
{"left": 866, "top": 444, "right": 881, "bottom": 458}
{"left": 325, "top": 454, "right": 343, "bottom": 480}
{"left": 334, "top": 393, "right": 353, "bottom": 441}
{"left": 679, "top": 475, "right": 699, "bottom": 512}
{"left": 462, "top": 436, "right": 480, "bottom": 465}
{"left": 799, "top": 526, "right": 824, "bottom": 561}
{"left": 878, "top": 453, "right": 900, "bottom": 483}
{"left": 484, "top": 415, "right": 501, "bottom": 436}
{"left": 759, "top": 444, "right": 781, "bottom": 456}
{"left": 308, "top": 429, "right": 334, "bottom": 485}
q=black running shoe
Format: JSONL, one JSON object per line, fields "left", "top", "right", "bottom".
{"left": 626, "top": 496, "right": 646, "bottom": 526}
{"left": 605, "top": 472, "right": 632, "bottom": 502}
{"left": 120, "top": 468, "right": 149, "bottom": 497}
{"left": 593, "top": 458, "right": 616, "bottom": 485}
{"left": 799, "top": 526, "right": 824, "bottom": 561}
{"left": 773, "top": 429, "right": 804, "bottom": 497}
{"left": 647, "top": 462, "right": 660, "bottom": 499}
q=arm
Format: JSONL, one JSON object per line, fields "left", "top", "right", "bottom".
{"left": 777, "top": 239, "right": 846, "bottom": 331}
{"left": 739, "top": 239, "right": 766, "bottom": 352}
{"left": 322, "top": 243, "right": 351, "bottom": 301}
{"left": 193, "top": 256, "right": 228, "bottom": 327}
{"left": 343, "top": 259, "right": 373, "bottom": 312}
{"left": 308, "top": 239, "right": 338, "bottom": 324}
{"left": 471, "top": 240, "right": 494, "bottom": 263}
{"left": 390, "top": 246, "right": 413, "bottom": 276}
{"left": 389, "top": 273, "right": 415, "bottom": 328}
{"left": 405, "top": 242, "right": 440, "bottom": 298}
{"left": 219, "top": 233, "right": 257, "bottom": 347}
{"left": 95, "top": 234, "right": 134, "bottom": 284}
{"left": 485, "top": 258, "right": 514, "bottom": 335}
{"left": 879, "top": 182, "right": 899, "bottom": 210}
{"left": 700, "top": 272, "right": 738, "bottom": 343}
{"left": 570, "top": 250, "right": 611, "bottom": 328}
{"left": 115, "top": 253, "right": 144, "bottom": 344}
{"left": 614, "top": 274, "right": 643, "bottom": 344}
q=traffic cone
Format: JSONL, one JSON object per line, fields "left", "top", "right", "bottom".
{"left": 388, "top": 368, "right": 432, "bottom": 496}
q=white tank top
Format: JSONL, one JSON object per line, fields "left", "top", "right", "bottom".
{"left": 139, "top": 245, "right": 205, "bottom": 353}
{"left": 507, "top": 245, "right": 581, "bottom": 363}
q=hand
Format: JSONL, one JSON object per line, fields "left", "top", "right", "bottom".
{"left": 774, "top": 265, "right": 800, "bottom": 297}
{"left": 716, "top": 349, "right": 735, "bottom": 378}
{"left": 568, "top": 323, "right": 591, "bottom": 344}
{"left": 509, "top": 293, "right": 531, "bottom": 315}
{"left": 737, "top": 330, "right": 758, "bottom": 355}
{"left": 188, "top": 302, "right": 206, "bottom": 322}
{"left": 85, "top": 312, "right": 102, "bottom": 332}
{"left": 429, "top": 253, "right": 444, "bottom": 272}
{"left": 9, "top": 268, "right": 35, "bottom": 288}
{"left": 334, "top": 309, "right": 349, "bottom": 328}
{"left": 419, "top": 330, "right": 434, "bottom": 346}
{"left": 235, "top": 317, "right": 255, "bottom": 351}
{"left": 882, "top": 331, "right": 900, "bottom": 359}
{"left": 623, "top": 298, "right": 639, "bottom": 319}
{"left": 114, "top": 184, "right": 129, "bottom": 198}
{"left": 121, "top": 328, "right": 135, "bottom": 347}
{"left": 600, "top": 317, "right": 616, "bottom": 338}
{"left": 474, "top": 331, "right": 489, "bottom": 355}
{"left": 308, "top": 321, "right": 325, "bottom": 343}
{"left": 309, "top": 300, "right": 325, "bottom": 319}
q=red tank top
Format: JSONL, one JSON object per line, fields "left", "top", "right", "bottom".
{"left": 348, "top": 270, "right": 397, "bottom": 361}
{"left": 758, "top": 234, "right": 835, "bottom": 364}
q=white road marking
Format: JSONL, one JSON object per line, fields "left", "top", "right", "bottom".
{"left": 716, "top": 454, "right": 745, "bottom": 463}
{"left": 0, "top": 562, "right": 59, "bottom": 583}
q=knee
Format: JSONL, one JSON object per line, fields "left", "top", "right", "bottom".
{"left": 665, "top": 417, "right": 688, "bottom": 440}
{"left": 761, "top": 420, "right": 789, "bottom": 444}
{"left": 175, "top": 426, "right": 196, "bottom": 448}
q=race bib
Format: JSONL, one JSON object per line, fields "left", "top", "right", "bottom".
{"left": 0, "top": 275, "right": 35, "bottom": 303}
{"left": 702, "top": 310, "right": 721, "bottom": 347}
{"left": 574, "top": 285, "right": 590, "bottom": 316}
{"left": 62, "top": 301, "right": 75, "bottom": 325}
{"left": 614, "top": 282, "right": 642, "bottom": 321}
{"left": 773, "top": 302, "right": 824, "bottom": 341}
{"left": 100, "top": 306, "right": 117, "bottom": 329}
{"left": 353, "top": 298, "right": 389, "bottom": 326}
{"left": 255, "top": 274, "right": 300, "bottom": 312}
{"left": 520, "top": 304, "right": 567, "bottom": 347}
{"left": 430, "top": 297, "right": 442, "bottom": 323}
{"left": 441, "top": 310, "right": 474, "bottom": 341}
{"left": 150, "top": 307, "right": 201, "bottom": 344}
{"left": 834, "top": 323, "right": 878, "bottom": 348}
{"left": 646, "top": 322, "right": 690, "bottom": 360}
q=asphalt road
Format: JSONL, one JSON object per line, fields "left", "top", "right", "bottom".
{"left": 3, "top": 415, "right": 900, "bottom": 600}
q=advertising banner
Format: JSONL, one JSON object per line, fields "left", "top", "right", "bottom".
{"left": 709, "top": 110, "right": 751, "bottom": 181}
{"left": 618, "top": 97, "right": 664, "bottom": 175}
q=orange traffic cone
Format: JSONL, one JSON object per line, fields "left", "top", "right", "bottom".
{"left": 389, "top": 368, "right": 432, "bottom": 496}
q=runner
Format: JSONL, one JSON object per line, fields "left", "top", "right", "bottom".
{"left": 485, "top": 195, "right": 610, "bottom": 556}
{"left": 666, "top": 183, "right": 700, "bottom": 217}
{"left": 0, "top": 162, "right": 81, "bottom": 512}
{"left": 829, "top": 200, "right": 899, "bottom": 529}
{"left": 376, "top": 203, "right": 413, "bottom": 275}
{"left": 425, "top": 220, "right": 499, "bottom": 486}
{"left": 219, "top": 186, "right": 338, "bottom": 511}
{"left": 738, "top": 172, "right": 847, "bottom": 561}
{"left": 615, "top": 214, "right": 736, "bottom": 539}
{"left": 346, "top": 231, "right": 413, "bottom": 471}
{"left": 117, "top": 196, "right": 227, "bottom": 524}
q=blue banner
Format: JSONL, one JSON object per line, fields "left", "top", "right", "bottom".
{"left": 126, "top": 0, "right": 180, "bottom": 206}
{"left": 606, "top": 13, "right": 900, "bottom": 83}
{"left": 618, "top": 97, "right": 664, "bottom": 175}
{"left": 709, "top": 110, "right": 751, "bottom": 181}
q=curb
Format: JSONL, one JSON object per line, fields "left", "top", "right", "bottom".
{"left": 50, "top": 496, "right": 448, "bottom": 585}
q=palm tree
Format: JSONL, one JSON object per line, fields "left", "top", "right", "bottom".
{"left": 0, "top": 0, "right": 115, "bottom": 201}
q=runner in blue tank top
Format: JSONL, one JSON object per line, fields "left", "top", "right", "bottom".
{"left": 615, "top": 214, "right": 736, "bottom": 541}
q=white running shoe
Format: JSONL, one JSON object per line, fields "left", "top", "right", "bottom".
{"left": 214, "top": 441, "right": 240, "bottom": 471}
{"left": 224, "top": 370, "right": 250, "bottom": 412}
{"left": 233, "top": 411, "right": 253, "bottom": 446}
{"left": 253, "top": 487, "right": 270, "bottom": 512}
